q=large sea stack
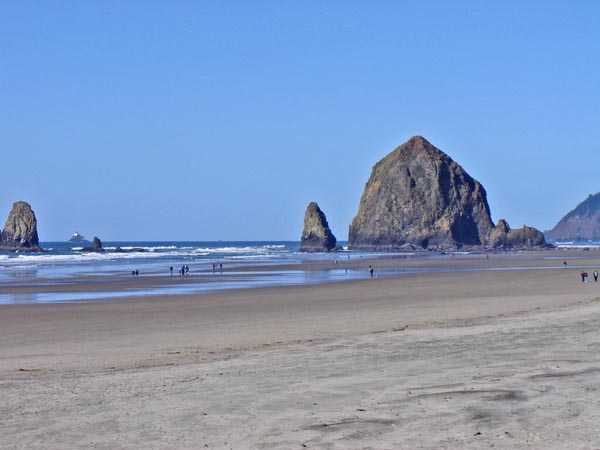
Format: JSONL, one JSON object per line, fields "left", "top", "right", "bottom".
{"left": 0, "top": 201, "right": 42, "bottom": 252}
{"left": 545, "top": 193, "right": 600, "bottom": 242}
{"left": 348, "top": 136, "right": 494, "bottom": 250}
{"left": 300, "top": 202, "right": 337, "bottom": 252}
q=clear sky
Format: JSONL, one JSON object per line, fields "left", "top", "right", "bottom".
{"left": 2, "top": 1, "right": 599, "bottom": 241}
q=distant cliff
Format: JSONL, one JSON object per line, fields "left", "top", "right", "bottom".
{"left": 0, "top": 201, "right": 43, "bottom": 252}
{"left": 545, "top": 193, "right": 600, "bottom": 241}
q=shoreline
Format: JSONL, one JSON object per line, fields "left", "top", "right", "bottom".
{"left": 1, "top": 249, "right": 598, "bottom": 305}
{"left": 2, "top": 250, "right": 600, "bottom": 375}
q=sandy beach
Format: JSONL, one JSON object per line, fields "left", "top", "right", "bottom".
{"left": 3, "top": 250, "right": 600, "bottom": 448}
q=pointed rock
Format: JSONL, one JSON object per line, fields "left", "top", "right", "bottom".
{"left": 348, "top": 136, "right": 494, "bottom": 250}
{"left": 488, "top": 219, "right": 511, "bottom": 248}
{"left": 81, "top": 236, "right": 105, "bottom": 253}
{"left": 545, "top": 193, "right": 600, "bottom": 241}
{"left": 300, "top": 202, "right": 337, "bottom": 252}
{"left": 0, "top": 201, "right": 42, "bottom": 252}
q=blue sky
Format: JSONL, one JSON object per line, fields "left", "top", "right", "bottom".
{"left": 2, "top": 1, "right": 599, "bottom": 241}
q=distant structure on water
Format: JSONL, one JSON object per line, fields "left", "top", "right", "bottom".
{"left": 69, "top": 231, "right": 90, "bottom": 243}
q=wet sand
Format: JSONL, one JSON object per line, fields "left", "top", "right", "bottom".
{"left": 2, "top": 250, "right": 600, "bottom": 448}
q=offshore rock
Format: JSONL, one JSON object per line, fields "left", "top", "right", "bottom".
{"left": 300, "top": 202, "right": 338, "bottom": 252}
{"left": 0, "top": 201, "right": 42, "bottom": 252}
{"left": 348, "top": 136, "right": 494, "bottom": 250}
{"left": 81, "top": 236, "right": 105, "bottom": 253}
{"left": 545, "top": 193, "right": 600, "bottom": 242}
{"left": 488, "top": 219, "right": 549, "bottom": 249}
{"left": 69, "top": 231, "right": 90, "bottom": 243}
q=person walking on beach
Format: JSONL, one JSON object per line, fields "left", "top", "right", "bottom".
{"left": 170, "top": 266, "right": 173, "bottom": 276}
{"left": 594, "top": 271, "right": 598, "bottom": 282}
{"left": 369, "top": 265, "right": 374, "bottom": 278}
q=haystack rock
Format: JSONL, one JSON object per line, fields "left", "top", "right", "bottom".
{"left": 348, "top": 136, "right": 494, "bottom": 250}
{"left": 0, "top": 201, "right": 42, "bottom": 252}
{"left": 545, "top": 193, "right": 600, "bottom": 242}
{"left": 300, "top": 202, "right": 338, "bottom": 252}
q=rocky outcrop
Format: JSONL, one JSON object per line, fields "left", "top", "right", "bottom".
{"left": 0, "top": 201, "right": 42, "bottom": 252}
{"left": 545, "top": 193, "right": 600, "bottom": 242}
{"left": 300, "top": 202, "right": 338, "bottom": 252}
{"left": 348, "top": 136, "right": 494, "bottom": 250}
{"left": 488, "top": 219, "right": 549, "bottom": 249}
{"left": 487, "top": 219, "right": 510, "bottom": 248}
{"left": 81, "top": 236, "right": 104, "bottom": 253}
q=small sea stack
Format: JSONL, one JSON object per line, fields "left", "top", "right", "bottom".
{"left": 0, "top": 201, "right": 43, "bottom": 252}
{"left": 488, "top": 219, "right": 549, "bottom": 249}
{"left": 81, "top": 236, "right": 105, "bottom": 253}
{"left": 300, "top": 202, "right": 338, "bottom": 252}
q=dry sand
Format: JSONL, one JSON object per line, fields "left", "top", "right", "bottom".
{"left": 2, "top": 251, "right": 600, "bottom": 448}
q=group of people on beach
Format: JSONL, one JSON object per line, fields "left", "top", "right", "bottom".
{"left": 168, "top": 263, "right": 225, "bottom": 276}
{"left": 580, "top": 270, "right": 599, "bottom": 282}
{"left": 170, "top": 265, "right": 189, "bottom": 276}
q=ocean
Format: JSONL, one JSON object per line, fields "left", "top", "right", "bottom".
{"left": 1, "top": 240, "right": 592, "bottom": 304}
{"left": 0, "top": 241, "right": 392, "bottom": 304}
{"left": 0, "top": 241, "right": 312, "bottom": 280}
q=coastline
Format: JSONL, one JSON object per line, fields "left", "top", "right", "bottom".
{"left": 1, "top": 248, "right": 597, "bottom": 304}
{"left": 3, "top": 250, "right": 600, "bottom": 448}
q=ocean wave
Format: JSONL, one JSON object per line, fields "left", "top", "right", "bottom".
{"left": 191, "top": 246, "right": 288, "bottom": 254}
{"left": 227, "top": 254, "right": 286, "bottom": 260}
{"left": 0, "top": 242, "right": 298, "bottom": 277}
{"left": 11, "top": 251, "right": 162, "bottom": 264}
